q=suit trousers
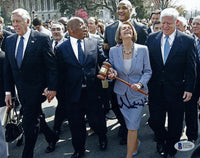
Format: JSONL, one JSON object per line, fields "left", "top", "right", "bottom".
{"left": 184, "top": 81, "right": 200, "bottom": 141}
{"left": 67, "top": 87, "right": 107, "bottom": 153}
{"left": 148, "top": 85, "right": 184, "bottom": 155}
{"left": 39, "top": 107, "right": 58, "bottom": 143}
{"left": 21, "top": 100, "right": 40, "bottom": 158}
{"left": 53, "top": 92, "right": 67, "bottom": 131}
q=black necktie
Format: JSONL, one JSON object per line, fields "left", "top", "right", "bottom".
{"left": 16, "top": 36, "right": 24, "bottom": 68}
{"left": 54, "top": 41, "right": 58, "bottom": 53}
{"left": 77, "top": 39, "right": 84, "bottom": 65}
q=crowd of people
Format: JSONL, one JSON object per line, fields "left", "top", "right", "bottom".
{"left": 0, "top": 0, "right": 200, "bottom": 158}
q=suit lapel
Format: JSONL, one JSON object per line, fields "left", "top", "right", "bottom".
{"left": 20, "top": 30, "right": 37, "bottom": 68}
{"left": 83, "top": 38, "right": 89, "bottom": 65}
{"left": 10, "top": 35, "right": 18, "bottom": 68}
{"left": 155, "top": 32, "right": 164, "bottom": 67}
{"left": 116, "top": 45, "right": 127, "bottom": 74}
{"left": 165, "top": 31, "right": 181, "bottom": 65}
{"left": 129, "top": 43, "right": 138, "bottom": 74}
{"left": 67, "top": 38, "right": 80, "bottom": 65}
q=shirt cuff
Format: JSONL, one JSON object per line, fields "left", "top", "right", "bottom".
{"left": 5, "top": 92, "right": 11, "bottom": 95}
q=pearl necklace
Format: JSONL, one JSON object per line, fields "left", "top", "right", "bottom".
{"left": 123, "top": 44, "right": 134, "bottom": 55}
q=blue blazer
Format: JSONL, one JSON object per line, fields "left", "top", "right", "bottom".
{"left": 109, "top": 43, "right": 152, "bottom": 100}
{"left": 146, "top": 30, "right": 196, "bottom": 100}
{"left": 4, "top": 30, "right": 57, "bottom": 104}
{"left": 56, "top": 37, "right": 107, "bottom": 104}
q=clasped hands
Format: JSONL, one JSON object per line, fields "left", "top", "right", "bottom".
{"left": 107, "top": 68, "right": 142, "bottom": 91}
{"left": 43, "top": 88, "right": 56, "bottom": 103}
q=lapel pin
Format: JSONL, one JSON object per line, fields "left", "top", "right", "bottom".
{"left": 31, "top": 41, "right": 35, "bottom": 43}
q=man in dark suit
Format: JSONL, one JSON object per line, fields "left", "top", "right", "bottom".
{"left": 50, "top": 22, "right": 67, "bottom": 135}
{"left": 184, "top": 16, "right": 200, "bottom": 143}
{"left": 103, "top": 0, "right": 148, "bottom": 145}
{"left": 146, "top": 8, "right": 196, "bottom": 158}
{"left": 4, "top": 8, "right": 57, "bottom": 158}
{"left": 56, "top": 17, "right": 107, "bottom": 158}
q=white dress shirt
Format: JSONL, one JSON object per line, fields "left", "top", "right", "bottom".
{"left": 70, "top": 36, "right": 84, "bottom": 61}
{"left": 161, "top": 30, "right": 176, "bottom": 63}
{"left": 15, "top": 28, "right": 31, "bottom": 58}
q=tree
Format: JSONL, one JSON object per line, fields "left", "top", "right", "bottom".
{"left": 55, "top": 0, "right": 147, "bottom": 20}
{"left": 0, "top": 0, "right": 15, "bottom": 24}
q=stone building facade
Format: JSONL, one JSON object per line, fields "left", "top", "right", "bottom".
{"left": 15, "top": 0, "right": 61, "bottom": 22}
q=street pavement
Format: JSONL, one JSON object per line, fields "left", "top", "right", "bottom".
{"left": 8, "top": 98, "right": 199, "bottom": 158}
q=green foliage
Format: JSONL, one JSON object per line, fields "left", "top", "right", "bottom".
{"left": 55, "top": 0, "right": 148, "bottom": 20}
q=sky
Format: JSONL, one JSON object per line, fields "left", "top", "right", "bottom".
{"left": 175, "top": 0, "right": 200, "bottom": 11}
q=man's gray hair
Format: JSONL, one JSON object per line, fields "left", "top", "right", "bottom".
{"left": 11, "top": 8, "right": 31, "bottom": 25}
{"left": 178, "top": 16, "right": 187, "bottom": 27}
{"left": 193, "top": 15, "right": 200, "bottom": 22}
{"left": 160, "top": 8, "right": 179, "bottom": 22}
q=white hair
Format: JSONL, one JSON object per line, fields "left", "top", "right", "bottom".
{"left": 11, "top": 8, "right": 31, "bottom": 25}
{"left": 119, "top": 0, "right": 133, "bottom": 9}
{"left": 160, "top": 8, "right": 179, "bottom": 22}
{"left": 193, "top": 16, "right": 200, "bottom": 22}
{"left": 177, "top": 16, "right": 187, "bottom": 27}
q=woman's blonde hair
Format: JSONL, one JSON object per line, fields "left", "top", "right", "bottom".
{"left": 115, "top": 21, "right": 137, "bottom": 44}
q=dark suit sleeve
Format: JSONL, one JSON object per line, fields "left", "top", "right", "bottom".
{"left": 2, "top": 30, "right": 12, "bottom": 52}
{"left": 4, "top": 38, "right": 15, "bottom": 93}
{"left": 42, "top": 35, "right": 57, "bottom": 91}
{"left": 185, "top": 37, "right": 196, "bottom": 93}
{"left": 97, "top": 40, "right": 107, "bottom": 65}
{"left": 134, "top": 21, "right": 148, "bottom": 45}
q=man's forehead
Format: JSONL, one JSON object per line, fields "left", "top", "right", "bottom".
{"left": 52, "top": 24, "right": 62, "bottom": 28}
{"left": 118, "top": 1, "right": 132, "bottom": 8}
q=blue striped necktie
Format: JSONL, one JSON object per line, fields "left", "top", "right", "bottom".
{"left": 16, "top": 36, "right": 24, "bottom": 68}
{"left": 164, "top": 36, "right": 170, "bottom": 63}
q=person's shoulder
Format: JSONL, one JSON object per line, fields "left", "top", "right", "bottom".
{"left": 3, "top": 29, "right": 13, "bottom": 37}
{"left": 132, "top": 19, "right": 146, "bottom": 28}
{"left": 106, "top": 21, "right": 119, "bottom": 29}
{"left": 135, "top": 43, "right": 147, "bottom": 49}
{"left": 110, "top": 44, "right": 121, "bottom": 52}
{"left": 32, "top": 30, "right": 50, "bottom": 39}
{"left": 6, "top": 33, "right": 17, "bottom": 40}
{"left": 177, "top": 30, "right": 194, "bottom": 41}
{"left": 148, "top": 31, "right": 162, "bottom": 39}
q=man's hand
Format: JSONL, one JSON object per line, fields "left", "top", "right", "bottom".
{"left": 183, "top": 91, "right": 192, "bottom": 102}
{"left": 43, "top": 88, "right": 56, "bottom": 103}
{"left": 5, "top": 94, "right": 13, "bottom": 109}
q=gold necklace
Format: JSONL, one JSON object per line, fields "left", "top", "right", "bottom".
{"left": 123, "top": 44, "right": 134, "bottom": 55}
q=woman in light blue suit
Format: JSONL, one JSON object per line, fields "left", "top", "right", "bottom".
{"left": 108, "top": 21, "right": 152, "bottom": 158}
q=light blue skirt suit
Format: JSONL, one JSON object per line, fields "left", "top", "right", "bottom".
{"left": 109, "top": 43, "right": 152, "bottom": 130}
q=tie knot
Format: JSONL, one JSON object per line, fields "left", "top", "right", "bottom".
{"left": 55, "top": 41, "right": 58, "bottom": 46}
{"left": 165, "top": 36, "right": 169, "bottom": 40}
{"left": 77, "top": 39, "right": 81, "bottom": 44}
{"left": 20, "top": 36, "right": 24, "bottom": 40}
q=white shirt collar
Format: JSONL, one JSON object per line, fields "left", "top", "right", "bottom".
{"left": 162, "top": 29, "right": 176, "bottom": 41}
{"left": 19, "top": 27, "right": 31, "bottom": 40}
